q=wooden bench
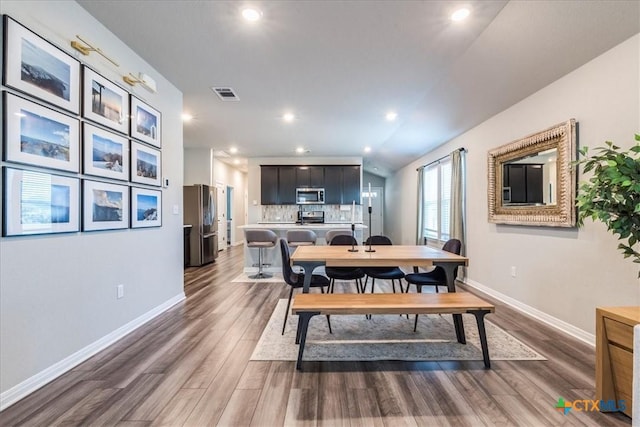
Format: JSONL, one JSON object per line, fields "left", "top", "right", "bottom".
{"left": 291, "top": 292, "right": 495, "bottom": 370}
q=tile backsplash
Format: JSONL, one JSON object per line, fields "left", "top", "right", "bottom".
{"left": 262, "top": 205, "right": 363, "bottom": 223}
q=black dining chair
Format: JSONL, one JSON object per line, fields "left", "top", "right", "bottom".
{"left": 404, "top": 238, "right": 462, "bottom": 331}
{"left": 280, "top": 239, "right": 332, "bottom": 335}
{"left": 325, "top": 234, "right": 366, "bottom": 294}
{"left": 362, "top": 235, "right": 406, "bottom": 294}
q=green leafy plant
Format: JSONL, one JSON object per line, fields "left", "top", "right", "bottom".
{"left": 575, "top": 134, "right": 640, "bottom": 276}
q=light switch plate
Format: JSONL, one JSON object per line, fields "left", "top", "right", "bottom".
{"left": 172, "top": 204, "right": 179, "bottom": 215}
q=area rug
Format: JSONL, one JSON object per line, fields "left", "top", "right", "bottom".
{"left": 251, "top": 299, "right": 546, "bottom": 362}
{"left": 231, "top": 272, "right": 283, "bottom": 283}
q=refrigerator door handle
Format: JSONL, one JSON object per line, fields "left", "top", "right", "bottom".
{"left": 203, "top": 233, "right": 217, "bottom": 238}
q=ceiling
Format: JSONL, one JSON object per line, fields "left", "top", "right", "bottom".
{"left": 77, "top": 1, "right": 639, "bottom": 177}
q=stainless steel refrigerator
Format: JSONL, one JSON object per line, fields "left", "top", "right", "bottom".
{"left": 183, "top": 184, "right": 218, "bottom": 266}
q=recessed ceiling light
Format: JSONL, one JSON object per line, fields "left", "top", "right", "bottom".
{"left": 181, "top": 113, "right": 193, "bottom": 122}
{"left": 283, "top": 112, "right": 295, "bottom": 122}
{"left": 451, "top": 8, "right": 470, "bottom": 22}
{"left": 229, "top": 147, "right": 238, "bottom": 154}
{"left": 295, "top": 147, "right": 305, "bottom": 154}
{"left": 385, "top": 112, "right": 397, "bottom": 121}
{"left": 364, "top": 146, "right": 371, "bottom": 153}
{"left": 242, "top": 7, "right": 262, "bottom": 22}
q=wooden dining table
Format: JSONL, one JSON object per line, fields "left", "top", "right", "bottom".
{"left": 290, "top": 244, "right": 470, "bottom": 342}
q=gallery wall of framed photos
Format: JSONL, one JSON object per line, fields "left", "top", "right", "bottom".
{"left": 1, "top": 15, "right": 164, "bottom": 236}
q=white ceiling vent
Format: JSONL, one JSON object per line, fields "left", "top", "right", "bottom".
{"left": 211, "top": 87, "right": 239, "bottom": 101}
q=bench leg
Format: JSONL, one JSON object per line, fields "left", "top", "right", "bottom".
{"left": 296, "top": 311, "right": 319, "bottom": 370}
{"left": 468, "top": 309, "right": 491, "bottom": 368}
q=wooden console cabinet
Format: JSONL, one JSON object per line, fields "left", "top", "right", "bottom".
{"left": 596, "top": 306, "right": 640, "bottom": 418}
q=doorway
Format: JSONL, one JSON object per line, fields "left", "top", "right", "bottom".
{"left": 216, "top": 185, "right": 226, "bottom": 250}
{"left": 226, "top": 185, "right": 234, "bottom": 245}
{"left": 363, "top": 186, "right": 383, "bottom": 236}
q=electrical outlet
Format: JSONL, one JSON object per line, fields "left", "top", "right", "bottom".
{"left": 510, "top": 266, "right": 516, "bottom": 278}
{"left": 117, "top": 284, "right": 124, "bottom": 299}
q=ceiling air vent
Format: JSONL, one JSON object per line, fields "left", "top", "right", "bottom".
{"left": 211, "top": 87, "right": 239, "bottom": 101}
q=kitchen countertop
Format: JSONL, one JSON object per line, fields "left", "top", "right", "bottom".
{"left": 241, "top": 223, "right": 367, "bottom": 229}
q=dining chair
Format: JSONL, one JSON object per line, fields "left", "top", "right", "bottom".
{"left": 404, "top": 238, "right": 462, "bottom": 331}
{"left": 325, "top": 229, "right": 352, "bottom": 245}
{"left": 325, "top": 234, "right": 365, "bottom": 293}
{"left": 279, "top": 238, "right": 332, "bottom": 334}
{"left": 362, "top": 235, "right": 406, "bottom": 294}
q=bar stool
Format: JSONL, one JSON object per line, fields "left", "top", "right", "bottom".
{"left": 286, "top": 230, "right": 317, "bottom": 274}
{"left": 245, "top": 229, "right": 278, "bottom": 279}
{"left": 286, "top": 230, "right": 317, "bottom": 248}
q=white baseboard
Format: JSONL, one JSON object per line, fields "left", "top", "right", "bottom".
{"left": 0, "top": 293, "right": 185, "bottom": 411}
{"left": 462, "top": 278, "right": 595, "bottom": 346}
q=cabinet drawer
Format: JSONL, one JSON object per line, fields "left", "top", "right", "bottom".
{"left": 604, "top": 317, "right": 633, "bottom": 350}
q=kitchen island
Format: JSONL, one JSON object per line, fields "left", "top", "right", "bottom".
{"left": 239, "top": 223, "right": 367, "bottom": 274}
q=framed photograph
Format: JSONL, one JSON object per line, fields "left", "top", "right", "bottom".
{"left": 3, "top": 16, "right": 80, "bottom": 114}
{"left": 82, "top": 67, "right": 129, "bottom": 134}
{"left": 82, "top": 180, "right": 129, "bottom": 231}
{"left": 131, "top": 187, "right": 162, "bottom": 228}
{"left": 83, "top": 123, "right": 130, "bottom": 181}
{"left": 131, "top": 141, "right": 161, "bottom": 186}
{"left": 4, "top": 92, "right": 80, "bottom": 172}
{"left": 3, "top": 167, "right": 80, "bottom": 236}
{"left": 131, "top": 96, "right": 161, "bottom": 147}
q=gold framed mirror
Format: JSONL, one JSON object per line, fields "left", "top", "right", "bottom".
{"left": 488, "top": 119, "right": 577, "bottom": 227}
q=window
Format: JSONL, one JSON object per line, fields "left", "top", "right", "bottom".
{"left": 421, "top": 158, "right": 451, "bottom": 242}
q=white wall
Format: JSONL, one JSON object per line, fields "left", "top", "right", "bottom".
{"left": 363, "top": 171, "right": 385, "bottom": 189}
{"left": 247, "top": 156, "right": 363, "bottom": 223}
{"left": 0, "top": 1, "right": 184, "bottom": 403}
{"left": 387, "top": 34, "right": 640, "bottom": 338}
{"left": 213, "top": 158, "right": 248, "bottom": 246}
{"left": 183, "top": 148, "right": 212, "bottom": 185}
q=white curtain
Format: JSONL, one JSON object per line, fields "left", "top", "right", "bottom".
{"left": 450, "top": 149, "right": 466, "bottom": 256}
{"left": 416, "top": 167, "right": 425, "bottom": 245}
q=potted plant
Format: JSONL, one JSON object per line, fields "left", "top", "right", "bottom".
{"left": 575, "top": 134, "right": 640, "bottom": 276}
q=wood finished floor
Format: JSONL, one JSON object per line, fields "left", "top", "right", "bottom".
{"left": 0, "top": 245, "right": 631, "bottom": 426}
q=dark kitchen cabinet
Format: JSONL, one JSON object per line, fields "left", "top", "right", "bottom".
{"left": 278, "top": 167, "right": 296, "bottom": 204}
{"left": 324, "top": 167, "right": 342, "bottom": 204}
{"left": 503, "top": 164, "right": 543, "bottom": 204}
{"left": 310, "top": 167, "right": 324, "bottom": 187}
{"left": 526, "top": 165, "right": 543, "bottom": 203}
{"left": 296, "top": 167, "right": 310, "bottom": 188}
{"left": 295, "top": 166, "right": 324, "bottom": 188}
{"left": 342, "top": 165, "right": 361, "bottom": 205}
{"left": 260, "top": 164, "right": 360, "bottom": 205}
{"left": 260, "top": 166, "right": 278, "bottom": 205}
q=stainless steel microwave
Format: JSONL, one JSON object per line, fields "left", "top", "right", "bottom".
{"left": 296, "top": 188, "right": 325, "bottom": 204}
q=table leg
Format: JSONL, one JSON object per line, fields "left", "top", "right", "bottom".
{"left": 292, "top": 260, "right": 325, "bottom": 293}
{"left": 453, "top": 314, "right": 466, "bottom": 344}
